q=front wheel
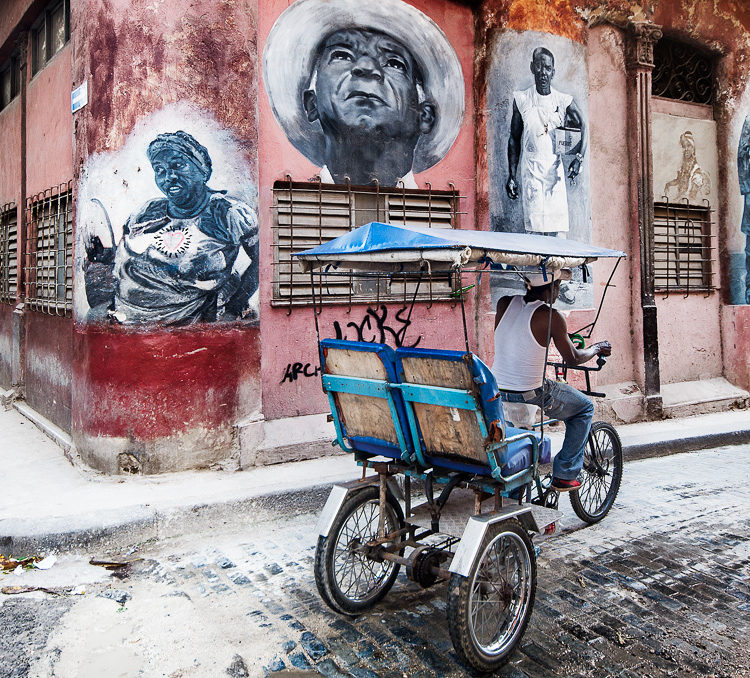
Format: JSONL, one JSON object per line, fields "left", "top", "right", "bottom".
{"left": 570, "top": 421, "right": 623, "bottom": 524}
{"left": 447, "top": 519, "right": 536, "bottom": 672}
{"left": 314, "top": 485, "right": 404, "bottom": 615}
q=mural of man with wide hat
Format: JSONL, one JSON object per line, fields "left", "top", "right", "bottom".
{"left": 263, "top": 0, "right": 464, "bottom": 187}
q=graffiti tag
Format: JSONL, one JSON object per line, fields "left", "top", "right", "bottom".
{"left": 281, "top": 362, "right": 322, "bottom": 383}
{"left": 333, "top": 304, "right": 421, "bottom": 348}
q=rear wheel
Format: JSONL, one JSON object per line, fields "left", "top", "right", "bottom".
{"left": 314, "top": 486, "right": 404, "bottom": 615}
{"left": 447, "top": 519, "right": 536, "bottom": 672}
{"left": 570, "top": 421, "right": 623, "bottom": 524}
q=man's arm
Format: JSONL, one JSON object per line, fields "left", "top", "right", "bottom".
{"left": 544, "top": 307, "right": 610, "bottom": 365}
{"left": 506, "top": 101, "right": 523, "bottom": 199}
{"left": 565, "top": 99, "right": 587, "bottom": 180}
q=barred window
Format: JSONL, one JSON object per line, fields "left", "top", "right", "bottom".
{"left": 652, "top": 37, "right": 714, "bottom": 105}
{"left": 271, "top": 179, "right": 463, "bottom": 308}
{"left": 0, "top": 203, "right": 18, "bottom": 303}
{"left": 24, "top": 182, "right": 73, "bottom": 314}
{"left": 31, "top": 0, "right": 70, "bottom": 75}
{"left": 653, "top": 202, "right": 714, "bottom": 294}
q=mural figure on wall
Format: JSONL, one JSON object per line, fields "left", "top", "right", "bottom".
{"left": 488, "top": 32, "right": 591, "bottom": 309}
{"left": 663, "top": 131, "right": 711, "bottom": 202}
{"left": 738, "top": 114, "right": 750, "bottom": 304}
{"left": 84, "top": 131, "right": 259, "bottom": 325}
{"left": 506, "top": 47, "right": 587, "bottom": 236}
{"left": 262, "top": 0, "right": 464, "bottom": 187}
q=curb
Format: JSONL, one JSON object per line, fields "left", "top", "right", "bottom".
{"left": 3, "top": 427, "right": 749, "bottom": 557}
{"left": 623, "top": 429, "right": 750, "bottom": 460}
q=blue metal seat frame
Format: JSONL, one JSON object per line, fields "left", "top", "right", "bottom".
{"left": 321, "top": 339, "right": 548, "bottom": 496}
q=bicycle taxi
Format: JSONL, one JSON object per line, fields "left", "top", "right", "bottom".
{"left": 294, "top": 222, "right": 626, "bottom": 671}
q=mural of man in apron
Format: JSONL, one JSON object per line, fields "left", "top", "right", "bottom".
{"left": 506, "top": 47, "right": 586, "bottom": 235}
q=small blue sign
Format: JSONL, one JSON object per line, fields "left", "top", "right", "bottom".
{"left": 71, "top": 81, "right": 88, "bottom": 114}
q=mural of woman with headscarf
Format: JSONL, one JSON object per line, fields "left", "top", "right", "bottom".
{"left": 84, "top": 131, "right": 259, "bottom": 325}
{"left": 738, "top": 114, "right": 750, "bottom": 304}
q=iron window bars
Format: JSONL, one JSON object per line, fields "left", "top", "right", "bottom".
{"left": 24, "top": 181, "right": 73, "bottom": 315}
{"left": 653, "top": 200, "right": 715, "bottom": 295}
{"left": 271, "top": 178, "right": 463, "bottom": 310}
{"left": 0, "top": 203, "right": 18, "bottom": 303}
{"left": 652, "top": 37, "right": 714, "bottom": 105}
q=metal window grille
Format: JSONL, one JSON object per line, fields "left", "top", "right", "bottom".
{"left": 0, "top": 203, "right": 18, "bottom": 303}
{"left": 24, "top": 182, "right": 73, "bottom": 315}
{"left": 652, "top": 37, "right": 714, "bottom": 105}
{"left": 653, "top": 201, "right": 714, "bottom": 295}
{"left": 272, "top": 178, "right": 463, "bottom": 308}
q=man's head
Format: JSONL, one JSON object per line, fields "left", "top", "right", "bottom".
{"left": 531, "top": 47, "right": 555, "bottom": 95}
{"left": 303, "top": 28, "right": 435, "bottom": 144}
{"left": 147, "top": 131, "right": 211, "bottom": 210}
{"left": 524, "top": 268, "right": 571, "bottom": 303}
{"left": 262, "top": 0, "right": 464, "bottom": 179}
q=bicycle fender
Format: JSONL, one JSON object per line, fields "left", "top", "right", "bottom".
{"left": 449, "top": 504, "right": 562, "bottom": 578}
{"left": 316, "top": 476, "right": 403, "bottom": 538}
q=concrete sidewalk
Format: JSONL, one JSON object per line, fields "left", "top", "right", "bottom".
{"left": 2, "top": 405, "right": 750, "bottom": 557}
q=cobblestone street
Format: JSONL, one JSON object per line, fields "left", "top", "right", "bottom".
{"left": 7, "top": 445, "right": 750, "bottom": 677}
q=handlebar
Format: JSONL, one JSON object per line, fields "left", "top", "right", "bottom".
{"left": 546, "top": 355, "right": 607, "bottom": 397}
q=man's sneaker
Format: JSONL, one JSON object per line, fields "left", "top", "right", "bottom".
{"left": 551, "top": 477, "right": 581, "bottom": 492}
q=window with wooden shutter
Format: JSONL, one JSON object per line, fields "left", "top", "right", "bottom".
{"left": 272, "top": 180, "right": 462, "bottom": 308}
{"left": 0, "top": 203, "right": 18, "bottom": 303}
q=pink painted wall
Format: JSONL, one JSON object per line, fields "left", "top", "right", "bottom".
{"left": 257, "top": 0, "right": 477, "bottom": 420}
{"left": 0, "top": 98, "right": 21, "bottom": 205}
{"left": 721, "top": 304, "right": 750, "bottom": 391}
{"left": 584, "top": 24, "right": 637, "bottom": 389}
{"left": 26, "top": 44, "right": 73, "bottom": 196}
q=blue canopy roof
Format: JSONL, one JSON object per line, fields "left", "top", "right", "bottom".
{"left": 294, "top": 222, "right": 625, "bottom": 271}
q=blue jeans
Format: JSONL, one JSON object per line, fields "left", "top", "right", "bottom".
{"left": 501, "top": 379, "right": 594, "bottom": 481}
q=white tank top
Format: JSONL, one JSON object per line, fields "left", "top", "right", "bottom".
{"left": 491, "top": 296, "right": 547, "bottom": 391}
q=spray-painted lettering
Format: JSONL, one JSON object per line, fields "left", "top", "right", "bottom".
{"left": 333, "top": 304, "right": 421, "bottom": 348}
{"left": 281, "top": 362, "right": 322, "bottom": 383}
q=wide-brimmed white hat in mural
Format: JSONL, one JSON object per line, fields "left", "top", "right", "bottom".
{"left": 263, "top": 0, "right": 465, "bottom": 175}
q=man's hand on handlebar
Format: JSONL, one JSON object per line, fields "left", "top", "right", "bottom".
{"left": 593, "top": 340, "right": 611, "bottom": 357}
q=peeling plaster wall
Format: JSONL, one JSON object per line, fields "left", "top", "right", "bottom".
{"left": 25, "top": 313, "right": 73, "bottom": 431}
{"left": 0, "top": 305, "right": 12, "bottom": 388}
{"left": 70, "top": 0, "right": 262, "bottom": 473}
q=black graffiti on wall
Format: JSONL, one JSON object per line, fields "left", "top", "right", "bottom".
{"left": 281, "top": 362, "right": 322, "bottom": 383}
{"left": 280, "top": 304, "right": 421, "bottom": 384}
{"left": 333, "top": 304, "right": 421, "bottom": 348}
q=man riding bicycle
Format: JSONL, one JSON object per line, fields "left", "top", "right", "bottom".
{"left": 491, "top": 268, "right": 612, "bottom": 492}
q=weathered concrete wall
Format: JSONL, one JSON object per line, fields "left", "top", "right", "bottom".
{"left": 26, "top": 44, "right": 73, "bottom": 196}
{"left": 722, "top": 304, "right": 750, "bottom": 391}
{"left": 70, "top": 0, "right": 262, "bottom": 473}
{"left": 0, "top": 97, "right": 21, "bottom": 204}
{"left": 24, "top": 311, "right": 73, "bottom": 431}
{"left": 0, "top": 304, "right": 13, "bottom": 388}
{"left": 258, "top": 0, "right": 478, "bottom": 420}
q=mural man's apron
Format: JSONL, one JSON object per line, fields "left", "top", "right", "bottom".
{"left": 514, "top": 86, "right": 572, "bottom": 234}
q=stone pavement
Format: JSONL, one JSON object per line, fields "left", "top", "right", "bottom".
{"left": 2, "top": 404, "right": 750, "bottom": 556}
{"left": 7, "top": 445, "right": 749, "bottom": 677}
